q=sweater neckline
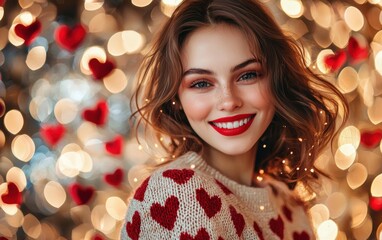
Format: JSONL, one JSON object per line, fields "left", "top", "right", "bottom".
{"left": 180, "top": 151, "right": 275, "bottom": 213}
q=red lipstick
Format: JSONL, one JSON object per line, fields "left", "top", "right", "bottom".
{"left": 209, "top": 114, "right": 255, "bottom": 136}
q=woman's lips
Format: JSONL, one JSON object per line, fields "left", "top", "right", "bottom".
{"left": 209, "top": 114, "right": 255, "bottom": 136}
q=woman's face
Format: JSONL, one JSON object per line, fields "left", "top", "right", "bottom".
{"left": 178, "top": 24, "right": 275, "bottom": 156}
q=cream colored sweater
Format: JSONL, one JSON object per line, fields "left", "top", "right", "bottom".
{"left": 120, "top": 152, "right": 314, "bottom": 239}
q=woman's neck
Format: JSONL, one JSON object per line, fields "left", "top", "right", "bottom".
{"left": 202, "top": 145, "right": 257, "bottom": 186}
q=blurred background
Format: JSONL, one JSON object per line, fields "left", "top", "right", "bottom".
{"left": 0, "top": 0, "right": 382, "bottom": 239}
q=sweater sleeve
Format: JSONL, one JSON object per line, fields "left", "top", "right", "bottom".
{"left": 120, "top": 167, "right": 235, "bottom": 240}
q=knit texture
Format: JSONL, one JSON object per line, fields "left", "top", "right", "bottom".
{"left": 120, "top": 152, "right": 314, "bottom": 239}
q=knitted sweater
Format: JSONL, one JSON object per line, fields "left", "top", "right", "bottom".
{"left": 120, "top": 152, "right": 314, "bottom": 240}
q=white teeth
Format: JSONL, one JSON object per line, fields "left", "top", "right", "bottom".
{"left": 212, "top": 117, "right": 252, "bottom": 129}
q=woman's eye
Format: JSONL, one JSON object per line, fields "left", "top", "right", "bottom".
{"left": 239, "top": 71, "right": 261, "bottom": 81}
{"left": 190, "top": 80, "right": 211, "bottom": 89}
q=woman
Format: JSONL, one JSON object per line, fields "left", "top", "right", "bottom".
{"left": 121, "top": 0, "right": 348, "bottom": 239}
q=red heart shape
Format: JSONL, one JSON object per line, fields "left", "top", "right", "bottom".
{"left": 105, "top": 135, "right": 123, "bottom": 155}
{"left": 0, "top": 0, "right": 5, "bottom": 6}
{"left": 282, "top": 205, "right": 292, "bottom": 222}
{"left": 91, "top": 234, "right": 104, "bottom": 240}
{"left": 126, "top": 211, "right": 141, "bottom": 240}
{"left": 293, "top": 231, "right": 310, "bottom": 240}
{"left": 253, "top": 221, "right": 265, "bottom": 240}
{"left": 1, "top": 182, "right": 22, "bottom": 205}
{"left": 150, "top": 195, "right": 179, "bottom": 230}
{"left": 370, "top": 196, "right": 382, "bottom": 211}
{"left": 104, "top": 168, "right": 124, "bottom": 187}
{"left": 348, "top": 37, "right": 368, "bottom": 62}
{"left": 40, "top": 124, "right": 66, "bottom": 147}
{"left": 215, "top": 179, "right": 232, "bottom": 195}
{"left": 82, "top": 100, "right": 108, "bottom": 126}
{"left": 269, "top": 215, "right": 284, "bottom": 239}
{"left": 162, "top": 169, "right": 194, "bottom": 185}
{"left": 0, "top": 98, "right": 5, "bottom": 117}
{"left": 196, "top": 187, "right": 221, "bottom": 218}
{"left": 134, "top": 177, "right": 150, "bottom": 201}
{"left": 360, "top": 129, "right": 382, "bottom": 148}
{"left": 229, "top": 205, "right": 245, "bottom": 237}
{"left": 324, "top": 50, "right": 346, "bottom": 72}
{"left": 55, "top": 24, "right": 86, "bottom": 52}
{"left": 14, "top": 20, "right": 42, "bottom": 45}
{"left": 68, "top": 183, "right": 95, "bottom": 205}
{"left": 180, "top": 228, "right": 210, "bottom": 240}
{"left": 88, "top": 58, "right": 115, "bottom": 80}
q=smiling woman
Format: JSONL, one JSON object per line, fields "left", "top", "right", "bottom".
{"left": 120, "top": 0, "right": 348, "bottom": 239}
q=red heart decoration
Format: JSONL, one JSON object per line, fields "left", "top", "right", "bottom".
{"left": 180, "top": 228, "right": 210, "bottom": 240}
{"left": 134, "top": 177, "right": 150, "bottom": 201}
{"left": 370, "top": 196, "right": 382, "bottom": 211}
{"left": 0, "top": 0, "right": 5, "bottom": 6}
{"left": 282, "top": 205, "right": 292, "bottom": 222}
{"left": 293, "top": 231, "right": 310, "bottom": 240}
{"left": 55, "top": 24, "right": 86, "bottom": 52}
{"left": 91, "top": 234, "right": 104, "bottom": 240}
{"left": 229, "top": 205, "right": 245, "bottom": 237}
{"left": 324, "top": 50, "right": 346, "bottom": 72}
{"left": 0, "top": 98, "right": 5, "bottom": 117}
{"left": 1, "top": 182, "right": 22, "bottom": 205}
{"left": 88, "top": 58, "right": 115, "bottom": 80}
{"left": 40, "top": 124, "right": 66, "bottom": 147}
{"left": 253, "top": 221, "right": 265, "bottom": 240}
{"left": 348, "top": 37, "right": 368, "bottom": 62}
{"left": 126, "top": 211, "right": 141, "bottom": 240}
{"left": 162, "top": 169, "right": 194, "bottom": 185}
{"left": 104, "top": 168, "right": 124, "bottom": 187}
{"left": 150, "top": 195, "right": 179, "bottom": 230}
{"left": 68, "top": 183, "right": 95, "bottom": 205}
{"left": 215, "top": 179, "right": 232, "bottom": 195}
{"left": 105, "top": 135, "right": 123, "bottom": 155}
{"left": 0, "top": 237, "right": 8, "bottom": 240}
{"left": 14, "top": 20, "right": 42, "bottom": 45}
{"left": 269, "top": 215, "right": 284, "bottom": 239}
{"left": 82, "top": 100, "right": 108, "bottom": 126}
{"left": 196, "top": 187, "right": 222, "bottom": 218}
{"left": 360, "top": 129, "right": 382, "bottom": 148}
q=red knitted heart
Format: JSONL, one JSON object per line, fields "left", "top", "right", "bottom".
{"left": 348, "top": 37, "right": 368, "bottom": 62}
{"left": 40, "top": 124, "right": 66, "bottom": 147}
{"left": 370, "top": 196, "right": 382, "bottom": 211}
{"left": 163, "top": 169, "right": 194, "bottom": 185}
{"left": 229, "top": 205, "right": 245, "bottom": 237}
{"left": 360, "top": 129, "right": 382, "bottom": 148}
{"left": 293, "top": 231, "right": 310, "bottom": 240}
{"left": 196, "top": 187, "right": 222, "bottom": 218}
{"left": 88, "top": 58, "right": 115, "bottom": 80}
{"left": 0, "top": 0, "right": 5, "bottom": 6}
{"left": 150, "top": 195, "right": 179, "bottom": 230}
{"left": 134, "top": 177, "right": 150, "bottom": 201}
{"left": 180, "top": 228, "right": 210, "bottom": 240}
{"left": 324, "top": 50, "right": 346, "bottom": 72}
{"left": 105, "top": 135, "right": 123, "bottom": 155}
{"left": 253, "top": 221, "right": 265, "bottom": 240}
{"left": 14, "top": 20, "right": 42, "bottom": 45}
{"left": 282, "top": 205, "right": 292, "bottom": 222}
{"left": 1, "top": 182, "right": 22, "bottom": 205}
{"left": 82, "top": 100, "right": 108, "bottom": 126}
{"left": 55, "top": 24, "right": 86, "bottom": 52}
{"left": 91, "top": 234, "right": 104, "bottom": 240}
{"left": 126, "top": 211, "right": 141, "bottom": 240}
{"left": 215, "top": 179, "right": 232, "bottom": 195}
{"left": 269, "top": 215, "right": 284, "bottom": 239}
{"left": 68, "top": 183, "right": 95, "bottom": 205}
{"left": 104, "top": 168, "right": 123, "bottom": 187}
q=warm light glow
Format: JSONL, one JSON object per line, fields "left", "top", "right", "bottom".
{"left": 367, "top": 97, "right": 382, "bottom": 124}
{"left": 56, "top": 151, "right": 93, "bottom": 177}
{"left": 22, "top": 214, "right": 42, "bottom": 239}
{"left": 91, "top": 205, "right": 116, "bottom": 233}
{"left": 0, "top": 130, "right": 5, "bottom": 149}
{"left": 350, "top": 198, "right": 368, "bottom": 228}
{"left": 6, "top": 167, "right": 27, "bottom": 191}
{"left": 29, "top": 96, "right": 53, "bottom": 122}
{"left": 371, "top": 174, "right": 382, "bottom": 197}
{"left": 325, "top": 192, "right": 347, "bottom": 219}
{"left": 280, "top": 0, "right": 304, "bottom": 18}
{"left": 161, "top": 0, "right": 183, "bottom": 17}
{"left": 54, "top": 98, "right": 78, "bottom": 124}
{"left": 105, "top": 197, "right": 127, "bottom": 221}
{"left": 317, "top": 49, "right": 334, "bottom": 73}
{"left": 338, "top": 67, "right": 359, "bottom": 93}
{"left": 80, "top": 46, "right": 107, "bottom": 75}
{"left": 4, "top": 110, "right": 24, "bottom": 134}
{"left": 0, "top": 7, "right": 4, "bottom": 21}
{"left": 26, "top": 46, "right": 46, "bottom": 71}
{"left": 375, "top": 51, "right": 382, "bottom": 75}
{"left": 335, "top": 144, "right": 357, "bottom": 170}
{"left": 11, "top": 134, "right": 35, "bottom": 162}
{"left": 88, "top": 13, "right": 117, "bottom": 33}
{"left": 122, "top": 30, "right": 145, "bottom": 54}
{"left": 107, "top": 32, "right": 126, "bottom": 56}
{"left": 84, "top": 0, "right": 104, "bottom": 11}
{"left": 347, "top": 163, "right": 368, "bottom": 189}
{"left": 309, "top": 204, "right": 330, "bottom": 228}
{"left": 103, "top": 69, "right": 128, "bottom": 93}
{"left": 132, "top": 0, "right": 153, "bottom": 7}
{"left": 44, "top": 181, "right": 66, "bottom": 208}
{"left": 310, "top": 1, "right": 332, "bottom": 28}
{"left": 317, "top": 219, "right": 338, "bottom": 240}
{"left": 330, "top": 21, "right": 350, "bottom": 48}
{"left": 338, "top": 126, "right": 360, "bottom": 149}
{"left": 344, "top": 6, "right": 365, "bottom": 31}
{"left": 19, "top": 11, "right": 34, "bottom": 25}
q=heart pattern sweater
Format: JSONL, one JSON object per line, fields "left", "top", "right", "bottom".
{"left": 120, "top": 152, "right": 314, "bottom": 239}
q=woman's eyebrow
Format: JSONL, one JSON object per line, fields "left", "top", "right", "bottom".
{"left": 182, "top": 58, "right": 261, "bottom": 77}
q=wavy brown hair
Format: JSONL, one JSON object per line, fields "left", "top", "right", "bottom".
{"left": 131, "top": 0, "right": 348, "bottom": 189}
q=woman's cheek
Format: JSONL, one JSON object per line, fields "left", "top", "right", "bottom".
{"left": 182, "top": 94, "right": 212, "bottom": 122}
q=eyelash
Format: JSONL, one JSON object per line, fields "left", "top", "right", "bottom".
{"left": 189, "top": 71, "right": 261, "bottom": 89}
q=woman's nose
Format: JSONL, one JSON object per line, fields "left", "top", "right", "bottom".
{"left": 216, "top": 86, "right": 242, "bottom": 111}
